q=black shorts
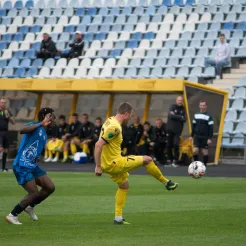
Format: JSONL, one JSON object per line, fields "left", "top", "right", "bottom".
{"left": 193, "top": 136, "right": 208, "bottom": 149}
{"left": 0, "top": 131, "right": 8, "bottom": 149}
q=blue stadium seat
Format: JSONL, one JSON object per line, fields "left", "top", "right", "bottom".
{"left": 13, "top": 50, "right": 24, "bottom": 59}
{"left": 25, "top": 67, "right": 37, "bottom": 77}
{"left": 31, "top": 42, "right": 40, "bottom": 51}
{"left": 2, "top": 34, "right": 12, "bottom": 42}
{"left": 87, "top": 8, "right": 97, "bottom": 15}
{"left": 83, "top": 33, "right": 94, "bottom": 41}
{"left": 145, "top": 6, "right": 156, "bottom": 15}
{"left": 2, "top": 68, "right": 14, "bottom": 78}
{"left": 75, "top": 8, "right": 85, "bottom": 16}
{"left": 110, "top": 7, "right": 120, "bottom": 16}
{"left": 131, "top": 32, "right": 142, "bottom": 40}
{"left": 13, "top": 33, "right": 24, "bottom": 42}
{"left": 19, "top": 59, "right": 31, "bottom": 68}
{"left": 76, "top": 25, "right": 87, "bottom": 33}
{"left": 127, "top": 40, "right": 138, "bottom": 48}
{"left": 98, "top": 7, "right": 108, "bottom": 16}
{"left": 0, "top": 60, "right": 7, "bottom": 68}
{"left": 65, "top": 25, "right": 76, "bottom": 33}
{"left": 14, "top": 1, "right": 23, "bottom": 9}
{"left": 32, "top": 59, "right": 43, "bottom": 68}
{"left": 144, "top": 32, "right": 155, "bottom": 40}
{"left": 162, "top": 0, "right": 173, "bottom": 7}
{"left": 112, "top": 24, "right": 122, "bottom": 32}
{"left": 95, "top": 32, "right": 106, "bottom": 41}
{"left": 25, "top": 49, "right": 36, "bottom": 59}
{"left": 7, "top": 58, "right": 19, "bottom": 68}
{"left": 139, "top": 0, "right": 148, "bottom": 6}
{"left": 13, "top": 68, "right": 25, "bottom": 78}
{"left": 123, "top": 24, "right": 134, "bottom": 32}
{"left": 110, "top": 49, "right": 122, "bottom": 58}
{"left": 3, "top": 1, "right": 12, "bottom": 10}
{"left": 133, "top": 6, "right": 144, "bottom": 15}
{"left": 25, "top": 1, "right": 34, "bottom": 8}
{"left": 223, "top": 22, "right": 234, "bottom": 30}
{"left": 81, "top": 16, "right": 92, "bottom": 25}
{"left": 122, "top": 7, "right": 132, "bottom": 15}
{"left": 19, "top": 25, "right": 29, "bottom": 34}
{"left": 115, "top": 41, "right": 126, "bottom": 49}
{"left": 174, "top": 0, "right": 184, "bottom": 6}
{"left": 1, "top": 17, "right": 11, "bottom": 25}
{"left": 235, "top": 22, "right": 246, "bottom": 30}
{"left": 0, "top": 9, "right": 6, "bottom": 17}
{"left": 186, "top": 0, "right": 195, "bottom": 5}
{"left": 0, "top": 41, "right": 7, "bottom": 50}
{"left": 104, "top": 16, "right": 114, "bottom": 24}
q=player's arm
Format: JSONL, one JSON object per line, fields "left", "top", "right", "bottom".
{"left": 189, "top": 115, "right": 196, "bottom": 141}
{"left": 208, "top": 115, "right": 214, "bottom": 144}
{"left": 20, "top": 114, "right": 52, "bottom": 134}
{"left": 94, "top": 138, "right": 106, "bottom": 176}
{"left": 169, "top": 105, "right": 183, "bottom": 121}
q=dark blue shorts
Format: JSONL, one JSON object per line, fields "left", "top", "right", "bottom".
{"left": 13, "top": 166, "right": 47, "bottom": 185}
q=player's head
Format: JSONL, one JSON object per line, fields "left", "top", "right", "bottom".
{"left": 176, "top": 96, "right": 183, "bottom": 106}
{"left": 143, "top": 121, "right": 151, "bottom": 131}
{"left": 219, "top": 33, "right": 225, "bottom": 43}
{"left": 95, "top": 117, "right": 102, "bottom": 127}
{"left": 43, "top": 33, "right": 49, "bottom": 41}
{"left": 72, "top": 113, "right": 78, "bottom": 123}
{"left": 59, "top": 115, "right": 66, "bottom": 125}
{"left": 199, "top": 101, "right": 207, "bottom": 112}
{"left": 38, "top": 107, "right": 55, "bottom": 126}
{"left": 0, "top": 98, "right": 7, "bottom": 110}
{"left": 155, "top": 118, "right": 163, "bottom": 128}
{"left": 133, "top": 115, "right": 140, "bottom": 124}
{"left": 116, "top": 102, "right": 133, "bottom": 125}
{"left": 81, "top": 113, "right": 89, "bottom": 124}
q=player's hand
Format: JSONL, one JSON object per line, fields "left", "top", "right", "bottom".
{"left": 189, "top": 137, "right": 193, "bottom": 142}
{"left": 62, "top": 135, "right": 67, "bottom": 141}
{"left": 4, "top": 109, "right": 10, "bottom": 118}
{"left": 207, "top": 139, "right": 212, "bottom": 145}
{"left": 41, "top": 113, "right": 52, "bottom": 127}
{"left": 95, "top": 166, "right": 102, "bottom": 176}
{"left": 150, "top": 142, "right": 155, "bottom": 147}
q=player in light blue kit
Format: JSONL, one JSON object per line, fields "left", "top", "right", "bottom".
{"left": 6, "top": 108, "right": 56, "bottom": 225}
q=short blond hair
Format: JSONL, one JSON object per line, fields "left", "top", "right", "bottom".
{"left": 117, "top": 102, "right": 133, "bottom": 114}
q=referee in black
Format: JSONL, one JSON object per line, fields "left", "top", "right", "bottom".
{"left": 189, "top": 101, "right": 214, "bottom": 166}
{"left": 0, "top": 98, "right": 15, "bottom": 172}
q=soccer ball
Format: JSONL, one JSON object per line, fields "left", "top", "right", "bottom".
{"left": 73, "top": 152, "right": 87, "bottom": 164}
{"left": 188, "top": 161, "right": 206, "bottom": 179}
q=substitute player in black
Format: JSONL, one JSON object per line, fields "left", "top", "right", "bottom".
{"left": 189, "top": 101, "right": 213, "bottom": 166}
{"left": 0, "top": 99, "right": 15, "bottom": 172}
{"left": 153, "top": 119, "right": 167, "bottom": 164}
{"left": 56, "top": 115, "right": 69, "bottom": 139}
{"left": 166, "top": 96, "right": 186, "bottom": 167}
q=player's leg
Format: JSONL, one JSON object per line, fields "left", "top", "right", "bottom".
{"left": 6, "top": 179, "right": 39, "bottom": 224}
{"left": 1, "top": 133, "right": 8, "bottom": 172}
{"left": 193, "top": 136, "right": 200, "bottom": 161}
{"left": 114, "top": 179, "right": 130, "bottom": 225}
{"left": 201, "top": 144, "right": 209, "bottom": 166}
{"left": 172, "top": 134, "right": 180, "bottom": 167}
{"left": 62, "top": 140, "right": 70, "bottom": 162}
{"left": 166, "top": 131, "right": 174, "bottom": 164}
{"left": 70, "top": 138, "right": 80, "bottom": 156}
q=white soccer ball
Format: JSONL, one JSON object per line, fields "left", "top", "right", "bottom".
{"left": 188, "top": 161, "right": 206, "bottom": 179}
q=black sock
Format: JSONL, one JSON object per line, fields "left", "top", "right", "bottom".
{"left": 2, "top": 152, "right": 7, "bottom": 171}
{"left": 30, "top": 196, "right": 44, "bottom": 208}
{"left": 203, "top": 155, "right": 208, "bottom": 166}
{"left": 193, "top": 154, "right": 198, "bottom": 161}
{"left": 10, "top": 204, "right": 24, "bottom": 216}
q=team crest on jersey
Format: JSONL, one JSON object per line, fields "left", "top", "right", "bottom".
{"left": 108, "top": 132, "right": 114, "bottom": 138}
{"left": 39, "top": 130, "right": 42, "bottom": 136}
{"left": 20, "top": 140, "right": 39, "bottom": 167}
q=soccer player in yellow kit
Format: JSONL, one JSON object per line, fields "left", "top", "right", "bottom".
{"left": 94, "top": 102, "right": 178, "bottom": 225}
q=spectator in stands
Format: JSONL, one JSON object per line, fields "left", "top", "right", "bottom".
{"left": 205, "top": 33, "right": 231, "bottom": 79}
{"left": 153, "top": 119, "right": 167, "bottom": 165}
{"left": 61, "top": 31, "right": 84, "bottom": 59}
{"left": 36, "top": 33, "right": 57, "bottom": 60}
{"left": 137, "top": 121, "right": 155, "bottom": 156}
{"left": 166, "top": 96, "right": 186, "bottom": 168}
{"left": 70, "top": 113, "right": 94, "bottom": 159}
{"left": 61, "top": 113, "right": 82, "bottom": 162}
{"left": 122, "top": 116, "right": 143, "bottom": 155}
{"left": 0, "top": 99, "right": 15, "bottom": 172}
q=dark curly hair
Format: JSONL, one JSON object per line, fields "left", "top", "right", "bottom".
{"left": 38, "top": 107, "right": 54, "bottom": 122}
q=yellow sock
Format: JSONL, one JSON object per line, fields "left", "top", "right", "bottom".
{"left": 70, "top": 144, "right": 77, "bottom": 155}
{"left": 115, "top": 188, "right": 128, "bottom": 217}
{"left": 64, "top": 151, "right": 68, "bottom": 158}
{"left": 48, "top": 150, "right": 52, "bottom": 158}
{"left": 145, "top": 161, "right": 168, "bottom": 184}
{"left": 82, "top": 144, "right": 89, "bottom": 154}
{"left": 45, "top": 149, "right": 48, "bottom": 158}
{"left": 55, "top": 151, "right": 59, "bottom": 158}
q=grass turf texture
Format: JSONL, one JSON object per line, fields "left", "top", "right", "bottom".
{"left": 0, "top": 172, "right": 246, "bottom": 246}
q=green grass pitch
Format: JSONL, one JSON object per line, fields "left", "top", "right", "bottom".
{"left": 1, "top": 172, "right": 246, "bottom": 246}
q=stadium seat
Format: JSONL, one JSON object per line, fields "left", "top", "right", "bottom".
{"left": 2, "top": 68, "right": 14, "bottom": 78}
{"left": 155, "top": 58, "right": 167, "bottom": 67}
{"left": 32, "top": 59, "right": 43, "bottom": 68}
{"left": 142, "top": 57, "right": 154, "bottom": 67}
{"left": 225, "top": 110, "right": 237, "bottom": 122}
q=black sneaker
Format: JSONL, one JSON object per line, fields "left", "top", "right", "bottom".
{"left": 165, "top": 180, "right": 179, "bottom": 191}
{"left": 114, "top": 219, "right": 130, "bottom": 225}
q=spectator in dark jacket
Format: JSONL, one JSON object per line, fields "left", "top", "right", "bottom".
{"left": 166, "top": 96, "right": 186, "bottom": 167}
{"left": 62, "top": 31, "right": 84, "bottom": 59}
{"left": 36, "top": 33, "right": 57, "bottom": 59}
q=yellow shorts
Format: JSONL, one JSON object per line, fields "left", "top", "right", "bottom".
{"left": 102, "top": 155, "right": 143, "bottom": 185}
{"left": 47, "top": 139, "right": 63, "bottom": 151}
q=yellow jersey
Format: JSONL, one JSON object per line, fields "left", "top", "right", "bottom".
{"left": 100, "top": 117, "right": 123, "bottom": 169}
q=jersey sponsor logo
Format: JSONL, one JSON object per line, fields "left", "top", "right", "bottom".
{"left": 194, "top": 114, "right": 209, "bottom": 121}
{"left": 20, "top": 140, "right": 39, "bottom": 167}
{"left": 39, "top": 129, "right": 42, "bottom": 136}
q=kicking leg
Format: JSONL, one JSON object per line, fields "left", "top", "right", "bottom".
{"left": 6, "top": 179, "right": 39, "bottom": 225}
{"left": 143, "top": 156, "right": 178, "bottom": 191}
{"left": 201, "top": 148, "right": 208, "bottom": 166}
{"left": 193, "top": 147, "right": 199, "bottom": 161}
